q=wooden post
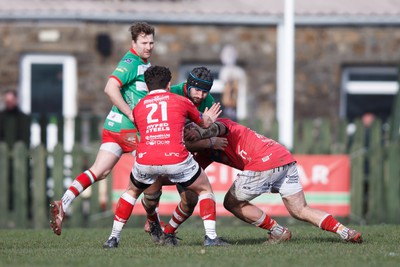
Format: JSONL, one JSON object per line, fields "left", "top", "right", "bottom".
{"left": 268, "top": 119, "right": 280, "bottom": 143}
{"left": 349, "top": 119, "right": 365, "bottom": 222}
{"left": 13, "top": 142, "right": 29, "bottom": 228}
{"left": 0, "top": 142, "right": 9, "bottom": 227}
{"left": 367, "top": 120, "right": 385, "bottom": 223}
{"left": 292, "top": 120, "right": 300, "bottom": 153}
{"left": 389, "top": 83, "right": 400, "bottom": 142}
{"left": 297, "top": 119, "right": 315, "bottom": 154}
{"left": 31, "top": 144, "right": 48, "bottom": 229}
{"left": 52, "top": 143, "right": 65, "bottom": 201}
{"left": 318, "top": 119, "right": 332, "bottom": 154}
{"left": 332, "top": 119, "right": 348, "bottom": 154}
{"left": 386, "top": 141, "right": 400, "bottom": 223}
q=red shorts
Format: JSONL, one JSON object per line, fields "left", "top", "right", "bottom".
{"left": 101, "top": 129, "right": 138, "bottom": 153}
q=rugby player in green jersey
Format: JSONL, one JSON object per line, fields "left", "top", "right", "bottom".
{"left": 50, "top": 22, "right": 155, "bottom": 236}
{"left": 170, "top": 66, "right": 216, "bottom": 113}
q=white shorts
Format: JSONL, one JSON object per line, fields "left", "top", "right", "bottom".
{"left": 229, "top": 162, "right": 302, "bottom": 201}
{"left": 132, "top": 154, "right": 199, "bottom": 185}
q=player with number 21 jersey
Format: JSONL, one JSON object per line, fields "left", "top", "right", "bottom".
{"left": 133, "top": 90, "right": 204, "bottom": 165}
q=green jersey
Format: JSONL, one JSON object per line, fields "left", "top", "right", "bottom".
{"left": 170, "top": 82, "right": 215, "bottom": 112}
{"left": 103, "top": 49, "right": 150, "bottom": 132}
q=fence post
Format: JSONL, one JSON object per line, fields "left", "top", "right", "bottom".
{"left": 89, "top": 115, "right": 102, "bottom": 142}
{"left": 349, "top": 119, "right": 365, "bottom": 222}
{"left": 386, "top": 141, "right": 400, "bottom": 223}
{"left": 292, "top": 120, "right": 300, "bottom": 153}
{"left": 52, "top": 143, "right": 65, "bottom": 201}
{"left": 317, "top": 119, "right": 332, "bottom": 154}
{"left": 389, "top": 86, "right": 400, "bottom": 142}
{"left": 31, "top": 144, "right": 48, "bottom": 229}
{"left": 268, "top": 119, "right": 279, "bottom": 142}
{"left": 332, "top": 119, "right": 348, "bottom": 154}
{"left": 12, "top": 142, "right": 29, "bottom": 228}
{"left": 366, "top": 120, "right": 385, "bottom": 223}
{"left": 0, "top": 142, "right": 9, "bottom": 227}
{"left": 295, "top": 119, "right": 315, "bottom": 154}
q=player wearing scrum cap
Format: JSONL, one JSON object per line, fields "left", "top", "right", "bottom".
{"left": 170, "top": 66, "right": 215, "bottom": 110}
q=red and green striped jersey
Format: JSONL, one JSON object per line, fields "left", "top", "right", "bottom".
{"left": 103, "top": 48, "right": 151, "bottom": 133}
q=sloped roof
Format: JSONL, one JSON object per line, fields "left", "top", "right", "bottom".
{"left": 1, "top": 0, "right": 400, "bottom": 25}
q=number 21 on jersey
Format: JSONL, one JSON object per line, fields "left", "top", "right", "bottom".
{"left": 146, "top": 101, "right": 167, "bottom": 123}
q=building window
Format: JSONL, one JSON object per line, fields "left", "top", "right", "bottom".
{"left": 20, "top": 54, "right": 77, "bottom": 151}
{"left": 340, "top": 66, "right": 398, "bottom": 121}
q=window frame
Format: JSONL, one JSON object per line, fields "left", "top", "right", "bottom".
{"left": 340, "top": 66, "right": 399, "bottom": 119}
{"left": 20, "top": 54, "right": 77, "bottom": 151}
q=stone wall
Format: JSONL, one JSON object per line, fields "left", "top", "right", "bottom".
{"left": 295, "top": 26, "right": 400, "bottom": 119}
{"left": 0, "top": 21, "right": 399, "bottom": 132}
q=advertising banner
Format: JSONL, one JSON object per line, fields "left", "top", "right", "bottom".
{"left": 111, "top": 154, "right": 350, "bottom": 217}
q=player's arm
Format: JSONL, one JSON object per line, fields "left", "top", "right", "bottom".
{"left": 184, "top": 122, "right": 228, "bottom": 151}
{"left": 104, "top": 77, "right": 134, "bottom": 122}
{"left": 185, "top": 121, "right": 228, "bottom": 141}
{"left": 185, "top": 137, "right": 228, "bottom": 152}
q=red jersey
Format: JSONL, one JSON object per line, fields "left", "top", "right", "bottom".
{"left": 133, "top": 89, "right": 202, "bottom": 165}
{"left": 195, "top": 118, "right": 295, "bottom": 171}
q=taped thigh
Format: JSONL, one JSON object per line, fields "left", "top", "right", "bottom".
{"left": 100, "top": 142, "right": 123, "bottom": 157}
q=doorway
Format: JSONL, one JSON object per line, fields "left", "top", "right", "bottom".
{"left": 20, "top": 54, "right": 77, "bottom": 151}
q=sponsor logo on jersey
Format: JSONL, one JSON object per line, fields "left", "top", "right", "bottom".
{"left": 115, "top": 67, "right": 126, "bottom": 73}
{"left": 124, "top": 58, "right": 133, "bottom": 64}
{"left": 165, "top": 152, "right": 180, "bottom": 157}
{"left": 145, "top": 134, "right": 170, "bottom": 140}
{"left": 143, "top": 95, "right": 170, "bottom": 104}
{"left": 237, "top": 145, "right": 248, "bottom": 160}
{"left": 262, "top": 153, "right": 272, "bottom": 162}
{"left": 106, "top": 111, "right": 123, "bottom": 123}
{"left": 146, "top": 140, "right": 170, "bottom": 146}
{"left": 146, "top": 123, "right": 170, "bottom": 133}
{"left": 138, "top": 152, "right": 147, "bottom": 158}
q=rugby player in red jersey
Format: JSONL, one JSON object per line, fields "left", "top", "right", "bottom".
{"left": 179, "top": 118, "right": 363, "bottom": 244}
{"left": 103, "top": 65, "right": 229, "bottom": 248}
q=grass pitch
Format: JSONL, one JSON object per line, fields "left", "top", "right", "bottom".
{"left": 0, "top": 224, "right": 399, "bottom": 267}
